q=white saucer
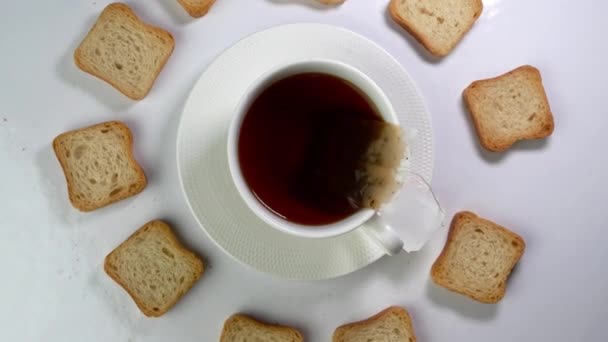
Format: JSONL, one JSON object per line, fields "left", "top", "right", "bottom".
{"left": 176, "top": 23, "right": 434, "bottom": 280}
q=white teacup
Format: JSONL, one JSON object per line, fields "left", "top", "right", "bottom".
{"left": 228, "top": 59, "right": 444, "bottom": 255}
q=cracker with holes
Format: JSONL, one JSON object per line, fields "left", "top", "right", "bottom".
{"left": 74, "top": 3, "right": 174, "bottom": 100}
{"left": 53, "top": 121, "right": 147, "bottom": 211}
{"left": 104, "top": 220, "right": 204, "bottom": 317}
{"left": 431, "top": 211, "right": 525, "bottom": 303}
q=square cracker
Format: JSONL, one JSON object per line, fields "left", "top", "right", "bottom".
{"left": 53, "top": 121, "right": 146, "bottom": 211}
{"left": 390, "top": 0, "right": 483, "bottom": 56}
{"left": 105, "top": 220, "right": 204, "bottom": 317}
{"left": 431, "top": 211, "right": 525, "bottom": 303}
{"left": 74, "top": 3, "right": 174, "bottom": 100}
{"left": 464, "top": 65, "right": 555, "bottom": 152}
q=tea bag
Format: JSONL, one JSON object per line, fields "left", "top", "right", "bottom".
{"left": 294, "top": 117, "right": 406, "bottom": 211}
{"left": 347, "top": 121, "right": 405, "bottom": 209}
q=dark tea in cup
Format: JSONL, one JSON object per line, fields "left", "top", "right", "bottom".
{"left": 237, "top": 72, "right": 404, "bottom": 226}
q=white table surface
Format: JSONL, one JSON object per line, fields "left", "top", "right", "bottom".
{"left": 1, "top": 0, "right": 607, "bottom": 341}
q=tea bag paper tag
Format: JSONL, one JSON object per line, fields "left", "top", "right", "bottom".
{"left": 377, "top": 172, "right": 445, "bottom": 253}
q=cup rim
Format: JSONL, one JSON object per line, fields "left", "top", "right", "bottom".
{"left": 227, "top": 59, "right": 397, "bottom": 238}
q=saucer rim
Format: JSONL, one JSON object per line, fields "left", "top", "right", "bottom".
{"left": 176, "top": 23, "right": 434, "bottom": 280}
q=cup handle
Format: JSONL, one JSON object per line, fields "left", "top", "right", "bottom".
{"left": 361, "top": 172, "right": 446, "bottom": 255}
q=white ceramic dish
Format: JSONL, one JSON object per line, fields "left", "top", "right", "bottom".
{"left": 176, "top": 23, "right": 434, "bottom": 280}
{"left": 227, "top": 59, "right": 402, "bottom": 238}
